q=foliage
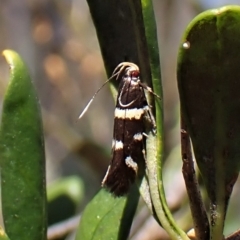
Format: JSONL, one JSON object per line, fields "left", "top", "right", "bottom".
{"left": 1, "top": 2, "right": 240, "bottom": 240}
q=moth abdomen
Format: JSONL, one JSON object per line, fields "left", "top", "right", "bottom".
{"left": 102, "top": 158, "right": 137, "bottom": 196}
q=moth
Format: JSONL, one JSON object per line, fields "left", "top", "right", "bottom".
{"left": 101, "top": 62, "right": 158, "bottom": 196}
{"left": 79, "top": 62, "right": 159, "bottom": 196}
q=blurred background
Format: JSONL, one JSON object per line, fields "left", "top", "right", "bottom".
{"left": 0, "top": 0, "right": 240, "bottom": 239}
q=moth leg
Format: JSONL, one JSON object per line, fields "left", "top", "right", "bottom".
{"left": 143, "top": 132, "right": 148, "bottom": 138}
{"left": 143, "top": 106, "right": 157, "bottom": 134}
{"left": 138, "top": 82, "right": 161, "bottom": 100}
{"left": 142, "top": 148, "right": 147, "bottom": 161}
{"left": 101, "top": 165, "right": 111, "bottom": 186}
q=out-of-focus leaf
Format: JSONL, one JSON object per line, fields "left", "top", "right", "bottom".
{"left": 47, "top": 176, "right": 84, "bottom": 226}
{"left": 47, "top": 176, "right": 84, "bottom": 204}
{"left": 0, "top": 50, "right": 46, "bottom": 240}
{"left": 177, "top": 5, "right": 240, "bottom": 240}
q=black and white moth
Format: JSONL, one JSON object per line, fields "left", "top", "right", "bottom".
{"left": 101, "top": 62, "right": 158, "bottom": 196}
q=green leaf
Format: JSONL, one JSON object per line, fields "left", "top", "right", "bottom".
{"left": 0, "top": 50, "right": 47, "bottom": 240}
{"left": 86, "top": 0, "right": 141, "bottom": 78}
{"left": 0, "top": 226, "right": 10, "bottom": 240}
{"left": 76, "top": 187, "right": 139, "bottom": 240}
{"left": 177, "top": 5, "right": 240, "bottom": 240}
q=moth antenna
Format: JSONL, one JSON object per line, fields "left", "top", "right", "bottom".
{"left": 78, "top": 72, "right": 118, "bottom": 119}
{"left": 113, "top": 62, "right": 139, "bottom": 80}
{"left": 78, "top": 98, "right": 94, "bottom": 119}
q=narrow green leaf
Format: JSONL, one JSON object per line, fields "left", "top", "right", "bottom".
{"left": 133, "top": 1, "right": 189, "bottom": 239}
{"left": 76, "top": 187, "right": 139, "bottom": 240}
{"left": 177, "top": 5, "right": 240, "bottom": 240}
{"left": 0, "top": 50, "right": 47, "bottom": 240}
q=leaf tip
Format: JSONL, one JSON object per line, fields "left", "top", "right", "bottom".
{"left": 2, "top": 49, "right": 20, "bottom": 69}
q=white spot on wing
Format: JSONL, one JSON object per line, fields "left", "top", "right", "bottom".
{"left": 115, "top": 108, "right": 144, "bottom": 119}
{"left": 114, "top": 108, "right": 125, "bottom": 119}
{"left": 115, "top": 140, "right": 123, "bottom": 150}
{"left": 125, "top": 156, "right": 138, "bottom": 173}
{"left": 133, "top": 133, "right": 143, "bottom": 141}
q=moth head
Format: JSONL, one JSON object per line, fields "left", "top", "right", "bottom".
{"left": 113, "top": 62, "right": 140, "bottom": 81}
{"left": 126, "top": 67, "right": 140, "bottom": 82}
{"left": 79, "top": 62, "right": 142, "bottom": 119}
